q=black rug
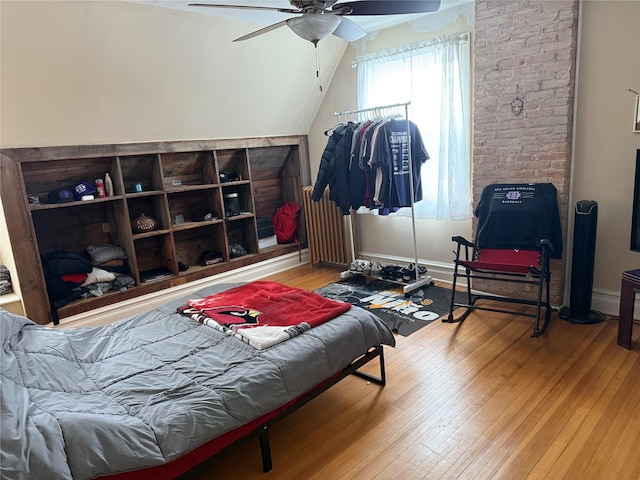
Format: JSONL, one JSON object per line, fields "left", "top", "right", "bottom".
{"left": 316, "top": 277, "right": 462, "bottom": 336}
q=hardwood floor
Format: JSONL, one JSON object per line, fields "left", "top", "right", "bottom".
{"left": 185, "top": 264, "right": 640, "bottom": 480}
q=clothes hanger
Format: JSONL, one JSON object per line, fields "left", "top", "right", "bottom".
{"left": 324, "top": 123, "right": 341, "bottom": 136}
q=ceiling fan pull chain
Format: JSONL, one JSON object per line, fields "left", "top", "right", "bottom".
{"left": 315, "top": 42, "right": 323, "bottom": 93}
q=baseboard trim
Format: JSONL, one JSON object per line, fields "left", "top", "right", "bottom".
{"left": 55, "top": 250, "right": 310, "bottom": 329}
{"left": 590, "top": 288, "right": 623, "bottom": 317}
{"left": 360, "top": 251, "right": 627, "bottom": 318}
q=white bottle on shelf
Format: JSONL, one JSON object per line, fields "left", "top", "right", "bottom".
{"left": 104, "top": 173, "right": 114, "bottom": 197}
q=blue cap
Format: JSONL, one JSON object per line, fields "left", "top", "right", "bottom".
{"left": 72, "top": 181, "right": 96, "bottom": 200}
{"left": 47, "top": 188, "right": 74, "bottom": 204}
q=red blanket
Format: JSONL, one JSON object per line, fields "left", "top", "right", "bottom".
{"left": 178, "top": 281, "right": 351, "bottom": 349}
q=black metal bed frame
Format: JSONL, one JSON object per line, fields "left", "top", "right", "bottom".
{"left": 256, "top": 344, "right": 386, "bottom": 472}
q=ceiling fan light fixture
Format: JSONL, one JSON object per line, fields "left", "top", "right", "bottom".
{"left": 286, "top": 14, "right": 342, "bottom": 43}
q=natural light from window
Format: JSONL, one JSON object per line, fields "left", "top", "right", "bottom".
{"left": 357, "top": 33, "right": 472, "bottom": 220}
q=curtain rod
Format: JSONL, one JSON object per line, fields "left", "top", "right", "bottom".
{"left": 352, "top": 32, "right": 470, "bottom": 68}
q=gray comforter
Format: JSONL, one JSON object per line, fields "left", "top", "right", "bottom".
{"left": 1, "top": 284, "right": 395, "bottom": 479}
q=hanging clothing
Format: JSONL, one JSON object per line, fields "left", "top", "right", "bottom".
{"left": 370, "top": 119, "right": 429, "bottom": 208}
{"left": 312, "top": 117, "right": 429, "bottom": 214}
{"left": 312, "top": 122, "right": 357, "bottom": 215}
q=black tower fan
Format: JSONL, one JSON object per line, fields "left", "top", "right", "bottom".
{"left": 559, "top": 200, "right": 604, "bottom": 323}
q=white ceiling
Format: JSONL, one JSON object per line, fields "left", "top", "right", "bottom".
{"left": 130, "top": 0, "right": 472, "bottom": 36}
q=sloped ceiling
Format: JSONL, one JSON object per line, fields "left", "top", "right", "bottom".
{"left": 0, "top": 0, "right": 346, "bottom": 147}
{"left": 0, "top": 0, "right": 469, "bottom": 148}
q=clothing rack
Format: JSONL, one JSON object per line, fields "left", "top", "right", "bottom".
{"left": 334, "top": 101, "right": 432, "bottom": 295}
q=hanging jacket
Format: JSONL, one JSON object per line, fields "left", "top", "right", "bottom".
{"left": 331, "top": 123, "right": 358, "bottom": 214}
{"left": 312, "top": 123, "right": 357, "bottom": 212}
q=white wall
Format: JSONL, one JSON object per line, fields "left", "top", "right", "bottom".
{"left": 571, "top": 0, "right": 640, "bottom": 314}
{"left": 0, "top": 0, "right": 346, "bottom": 147}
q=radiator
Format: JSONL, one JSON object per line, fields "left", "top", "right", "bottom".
{"left": 302, "top": 186, "right": 350, "bottom": 266}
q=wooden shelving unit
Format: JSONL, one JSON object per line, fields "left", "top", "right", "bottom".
{"left": 1, "top": 136, "right": 310, "bottom": 324}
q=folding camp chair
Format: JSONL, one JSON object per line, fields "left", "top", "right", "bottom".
{"left": 443, "top": 183, "right": 562, "bottom": 338}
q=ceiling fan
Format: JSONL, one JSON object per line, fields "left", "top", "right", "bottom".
{"left": 188, "top": 0, "right": 442, "bottom": 44}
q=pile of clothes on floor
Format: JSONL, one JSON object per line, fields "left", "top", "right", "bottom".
{"left": 0, "top": 265, "right": 13, "bottom": 295}
{"left": 41, "top": 243, "right": 135, "bottom": 314}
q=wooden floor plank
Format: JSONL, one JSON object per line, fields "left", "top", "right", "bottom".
{"left": 181, "top": 264, "right": 640, "bottom": 480}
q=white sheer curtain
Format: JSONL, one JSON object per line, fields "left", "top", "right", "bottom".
{"left": 357, "top": 33, "right": 472, "bottom": 220}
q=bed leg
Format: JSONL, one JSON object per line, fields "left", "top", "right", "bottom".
{"left": 259, "top": 425, "right": 273, "bottom": 472}
{"left": 377, "top": 346, "right": 386, "bottom": 386}
{"left": 352, "top": 345, "right": 386, "bottom": 386}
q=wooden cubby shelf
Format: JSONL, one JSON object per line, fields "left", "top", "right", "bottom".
{"left": 1, "top": 136, "right": 311, "bottom": 324}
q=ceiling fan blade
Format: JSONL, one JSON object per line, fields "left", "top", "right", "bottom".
{"left": 332, "top": 17, "right": 366, "bottom": 42}
{"left": 332, "top": 0, "right": 441, "bottom": 15}
{"left": 188, "top": 3, "right": 301, "bottom": 15}
{"left": 232, "top": 19, "right": 289, "bottom": 42}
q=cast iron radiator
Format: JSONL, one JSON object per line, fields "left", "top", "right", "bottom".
{"left": 302, "top": 186, "right": 349, "bottom": 266}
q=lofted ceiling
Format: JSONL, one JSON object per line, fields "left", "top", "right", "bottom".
{"left": 0, "top": 0, "right": 473, "bottom": 148}
{"left": 129, "top": 0, "right": 472, "bottom": 40}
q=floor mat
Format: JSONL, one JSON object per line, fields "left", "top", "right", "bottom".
{"left": 316, "top": 277, "right": 462, "bottom": 336}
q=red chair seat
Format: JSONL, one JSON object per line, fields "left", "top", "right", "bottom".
{"left": 462, "top": 249, "right": 541, "bottom": 274}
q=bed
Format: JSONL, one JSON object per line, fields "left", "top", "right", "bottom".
{"left": 1, "top": 281, "right": 395, "bottom": 480}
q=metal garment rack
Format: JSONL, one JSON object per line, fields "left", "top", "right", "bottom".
{"left": 334, "top": 101, "right": 432, "bottom": 294}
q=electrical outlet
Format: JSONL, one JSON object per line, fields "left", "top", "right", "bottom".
{"left": 102, "top": 223, "right": 111, "bottom": 233}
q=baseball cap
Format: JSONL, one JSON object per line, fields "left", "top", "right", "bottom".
{"left": 72, "top": 181, "right": 96, "bottom": 201}
{"left": 47, "top": 188, "right": 75, "bottom": 204}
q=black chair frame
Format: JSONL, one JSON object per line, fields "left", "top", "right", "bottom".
{"left": 443, "top": 235, "right": 554, "bottom": 338}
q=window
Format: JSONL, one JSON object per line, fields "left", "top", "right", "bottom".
{"left": 357, "top": 33, "right": 472, "bottom": 220}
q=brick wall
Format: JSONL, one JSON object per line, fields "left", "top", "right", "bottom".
{"left": 473, "top": 0, "right": 579, "bottom": 305}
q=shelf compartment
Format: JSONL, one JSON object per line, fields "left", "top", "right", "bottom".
{"left": 134, "top": 234, "right": 176, "bottom": 282}
{"left": 160, "top": 151, "right": 217, "bottom": 189}
{"left": 248, "top": 146, "right": 298, "bottom": 179}
{"left": 119, "top": 154, "right": 163, "bottom": 193}
{"left": 31, "top": 201, "right": 128, "bottom": 257}
{"left": 167, "top": 189, "right": 222, "bottom": 226}
{"left": 215, "top": 148, "right": 250, "bottom": 183}
{"left": 21, "top": 157, "right": 118, "bottom": 206}
{"left": 226, "top": 216, "right": 258, "bottom": 258}
{"left": 249, "top": 145, "right": 302, "bottom": 221}
{"left": 222, "top": 183, "right": 254, "bottom": 219}
{"left": 174, "top": 224, "right": 227, "bottom": 271}
{"left": 127, "top": 194, "right": 170, "bottom": 232}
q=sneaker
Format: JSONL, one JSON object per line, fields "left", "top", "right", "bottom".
{"left": 406, "top": 262, "right": 428, "bottom": 277}
{"left": 392, "top": 266, "right": 403, "bottom": 282}
{"left": 349, "top": 260, "right": 361, "bottom": 273}
{"left": 381, "top": 265, "right": 392, "bottom": 280}
{"left": 402, "top": 266, "right": 415, "bottom": 282}
{"left": 370, "top": 262, "right": 383, "bottom": 277}
{"left": 361, "top": 260, "right": 371, "bottom": 275}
